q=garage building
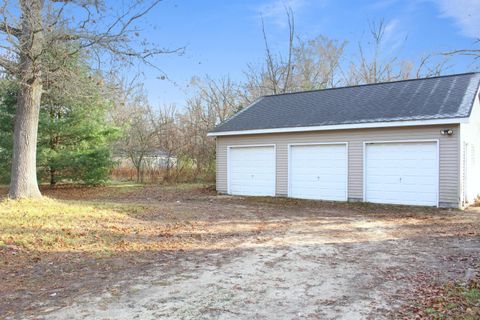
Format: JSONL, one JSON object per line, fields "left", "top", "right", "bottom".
{"left": 208, "top": 73, "right": 480, "bottom": 208}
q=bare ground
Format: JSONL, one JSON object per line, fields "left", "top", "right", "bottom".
{"left": 1, "top": 184, "right": 479, "bottom": 319}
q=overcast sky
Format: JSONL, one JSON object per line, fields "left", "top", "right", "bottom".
{"left": 130, "top": 0, "right": 480, "bottom": 107}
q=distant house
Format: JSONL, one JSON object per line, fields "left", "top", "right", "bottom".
{"left": 208, "top": 73, "right": 480, "bottom": 208}
{"left": 114, "top": 148, "right": 177, "bottom": 170}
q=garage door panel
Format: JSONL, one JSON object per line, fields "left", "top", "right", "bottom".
{"left": 230, "top": 161, "right": 273, "bottom": 167}
{"left": 230, "top": 185, "right": 273, "bottom": 195}
{"left": 368, "top": 158, "right": 436, "bottom": 166}
{"left": 293, "top": 160, "right": 345, "bottom": 168}
{"left": 291, "top": 190, "right": 344, "bottom": 200}
{"left": 401, "top": 176, "right": 438, "bottom": 185}
{"left": 293, "top": 151, "right": 345, "bottom": 158}
{"left": 291, "top": 181, "right": 346, "bottom": 190}
{"left": 292, "top": 168, "right": 346, "bottom": 176}
{"left": 292, "top": 184, "right": 345, "bottom": 194}
{"left": 365, "top": 142, "right": 438, "bottom": 206}
{"left": 368, "top": 183, "right": 436, "bottom": 194}
{"left": 292, "top": 173, "right": 346, "bottom": 181}
{"left": 368, "top": 143, "right": 436, "bottom": 154}
{"left": 293, "top": 158, "right": 345, "bottom": 164}
{"left": 367, "top": 169, "right": 437, "bottom": 179}
{"left": 231, "top": 158, "right": 273, "bottom": 163}
{"left": 290, "top": 144, "right": 347, "bottom": 201}
{"left": 231, "top": 171, "right": 274, "bottom": 177}
{"left": 229, "top": 146, "right": 275, "bottom": 196}
{"left": 368, "top": 174, "right": 437, "bottom": 184}
{"left": 368, "top": 189, "right": 437, "bottom": 198}
{"left": 368, "top": 194, "right": 437, "bottom": 206}
{"left": 229, "top": 177, "right": 272, "bottom": 185}
{"left": 293, "top": 147, "right": 345, "bottom": 156}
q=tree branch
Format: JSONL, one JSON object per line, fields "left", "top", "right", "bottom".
{"left": 0, "top": 55, "right": 17, "bottom": 74}
{"left": 443, "top": 49, "right": 480, "bottom": 56}
{"left": 0, "top": 21, "right": 21, "bottom": 38}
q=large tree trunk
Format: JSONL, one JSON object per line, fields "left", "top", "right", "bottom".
{"left": 8, "top": 81, "right": 43, "bottom": 199}
{"left": 8, "top": 0, "right": 44, "bottom": 199}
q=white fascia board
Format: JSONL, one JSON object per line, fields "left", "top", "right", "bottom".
{"left": 207, "top": 118, "right": 469, "bottom": 137}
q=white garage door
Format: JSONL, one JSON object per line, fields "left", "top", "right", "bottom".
{"left": 228, "top": 146, "right": 275, "bottom": 196}
{"left": 365, "top": 142, "right": 438, "bottom": 206}
{"left": 289, "top": 144, "right": 348, "bottom": 201}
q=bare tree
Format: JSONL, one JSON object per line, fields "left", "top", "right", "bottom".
{"left": 159, "top": 76, "right": 242, "bottom": 181}
{"left": 107, "top": 73, "right": 155, "bottom": 183}
{"left": 0, "top": 0, "right": 180, "bottom": 198}
{"left": 261, "top": 8, "right": 295, "bottom": 94}
{"left": 345, "top": 20, "right": 412, "bottom": 85}
{"left": 293, "top": 35, "right": 346, "bottom": 90}
{"left": 148, "top": 104, "right": 179, "bottom": 180}
{"left": 414, "top": 54, "right": 451, "bottom": 78}
{"left": 242, "top": 6, "right": 295, "bottom": 103}
{"left": 191, "top": 75, "right": 242, "bottom": 123}
{"left": 118, "top": 107, "right": 155, "bottom": 183}
{"left": 345, "top": 19, "right": 454, "bottom": 84}
{"left": 181, "top": 96, "right": 214, "bottom": 178}
{"left": 443, "top": 38, "right": 480, "bottom": 61}
{"left": 110, "top": 73, "right": 241, "bottom": 184}
{"left": 436, "top": 37, "right": 480, "bottom": 73}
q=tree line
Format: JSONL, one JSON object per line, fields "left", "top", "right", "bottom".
{"left": 0, "top": 0, "right": 181, "bottom": 198}
{"left": 0, "top": 2, "right": 478, "bottom": 197}
{"left": 117, "top": 15, "right": 462, "bottom": 183}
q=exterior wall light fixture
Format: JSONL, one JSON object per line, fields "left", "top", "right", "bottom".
{"left": 440, "top": 129, "right": 453, "bottom": 136}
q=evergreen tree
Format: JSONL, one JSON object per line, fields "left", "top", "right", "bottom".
{"left": 0, "top": 58, "right": 119, "bottom": 186}
{"left": 0, "top": 80, "right": 17, "bottom": 183}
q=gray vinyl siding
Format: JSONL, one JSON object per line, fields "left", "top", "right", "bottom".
{"left": 215, "top": 125, "right": 461, "bottom": 207}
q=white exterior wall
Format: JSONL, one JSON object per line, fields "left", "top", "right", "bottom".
{"left": 460, "top": 89, "right": 480, "bottom": 205}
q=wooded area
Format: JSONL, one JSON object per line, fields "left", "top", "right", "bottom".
{"left": 0, "top": 1, "right": 478, "bottom": 197}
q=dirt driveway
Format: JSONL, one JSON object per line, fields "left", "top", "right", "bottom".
{"left": 2, "top": 185, "right": 480, "bottom": 319}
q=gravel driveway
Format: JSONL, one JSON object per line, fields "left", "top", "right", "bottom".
{"left": 37, "top": 194, "right": 479, "bottom": 320}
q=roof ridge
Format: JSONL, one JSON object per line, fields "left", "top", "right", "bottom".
{"left": 210, "top": 71, "right": 478, "bottom": 134}
{"left": 262, "top": 72, "right": 479, "bottom": 98}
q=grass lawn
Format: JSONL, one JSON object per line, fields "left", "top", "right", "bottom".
{"left": 0, "top": 198, "right": 158, "bottom": 254}
{"left": 0, "top": 183, "right": 225, "bottom": 255}
{"left": 0, "top": 183, "right": 222, "bottom": 317}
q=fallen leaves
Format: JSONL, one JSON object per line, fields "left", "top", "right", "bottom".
{"left": 0, "top": 183, "right": 479, "bottom": 318}
{"left": 392, "top": 274, "right": 480, "bottom": 319}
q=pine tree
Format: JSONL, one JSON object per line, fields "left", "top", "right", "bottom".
{"left": 0, "top": 55, "right": 119, "bottom": 186}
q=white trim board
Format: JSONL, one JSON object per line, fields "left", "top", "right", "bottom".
{"left": 227, "top": 144, "right": 276, "bottom": 196}
{"left": 287, "top": 142, "right": 349, "bottom": 201}
{"left": 362, "top": 139, "right": 440, "bottom": 207}
{"left": 208, "top": 118, "right": 468, "bottom": 137}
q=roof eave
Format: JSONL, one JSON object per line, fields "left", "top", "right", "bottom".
{"left": 207, "top": 117, "right": 469, "bottom": 137}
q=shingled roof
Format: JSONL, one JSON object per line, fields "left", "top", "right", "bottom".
{"left": 210, "top": 72, "right": 480, "bottom": 134}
